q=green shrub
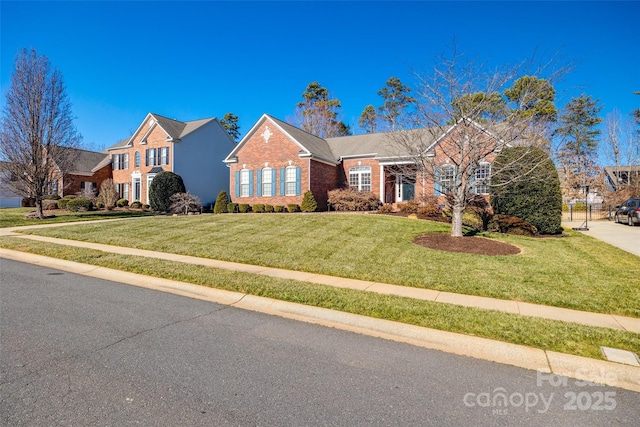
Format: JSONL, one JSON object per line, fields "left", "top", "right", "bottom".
{"left": 398, "top": 200, "right": 419, "bottom": 214}
{"left": 117, "top": 198, "right": 129, "bottom": 207}
{"left": 491, "top": 146, "right": 563, "bottom": 235}
{"left": 287, "top": 204, "right": 300, "bottom": 213}
{"left": 378, "top": 204, "right": 394, "bottom": 214}
{"left": 253, "top": 203, "right": 265, "bottom": 213}
{"left": 487, "top": 214, "right": 537, "bottom": 236}
{"left": 57, "top": 195, "right": 76, "bottom": 210}
{"left": 43, "top": 199, "right": 59, "bottom": 210}
{"left": 572, "top": 202, "right": 586, "bottom": 211}
{"left": 149, "top": 172, "right": 186, "bottom": 212}
{"left": 44, "top": 194, "right": 61, "bottom": 200}
{"left": 274, "top": 205, "right": 284, "bottom": 213}
{"left": 130, "top": 201, "right": 142, "bottom": 209}
{"left": 66, "top": 197, "right": 93, "bottom": 212}
{"left": 214, "top": 190, "right": 230, "bottom": 214}
{"left": 142, "top": 204, "right": 150, "bottom": 210}
{"left": 264, "top": 204, "right": 274, "bottom": 213}
{"left": 327, "top": 188, "right": 381, "bottom": 211}
{"left": 227, "top": 203, "right": 238, "bottom": 213}
{"left": 239, "top": 204, "right": 250, "bottom": 213}
{"left": 562, "top": 203, "right": 569, "bottom": 212}
{"left": 95, "top": 201, "right": 105, "bottom": 209}
{"left": 301, "top": 190, "right": 318, "bottom": 212}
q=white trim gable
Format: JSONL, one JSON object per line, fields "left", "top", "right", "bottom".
{"left": 224, "top": 114, "right": 312, "bottom": 164}
{"left": 127, "top": 113, "right": 171, "bottom": 147}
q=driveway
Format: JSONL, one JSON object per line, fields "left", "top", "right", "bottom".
{"left": 563, "top": 220, "right": 640, "bottom": 257}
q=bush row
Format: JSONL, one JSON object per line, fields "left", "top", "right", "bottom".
{"left": 223, "top": 203, "right": 300, "bottom": 213}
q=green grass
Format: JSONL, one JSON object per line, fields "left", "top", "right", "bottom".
{"left": 12, "top": 213, "right": 640, "bottom": 317}
{"left": 1, "top": 236, "right": 638, "bottom": 361}
{"left": 0, "top": 207, "right": 154, "bottom": 228}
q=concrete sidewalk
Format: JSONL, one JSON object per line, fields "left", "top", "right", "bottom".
{"left": 2, "top": 225, "right": 639, "bottom": 334}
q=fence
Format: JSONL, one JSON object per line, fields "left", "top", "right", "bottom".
{"left": 562, "top": 204, "right": 614, "bottom": 222}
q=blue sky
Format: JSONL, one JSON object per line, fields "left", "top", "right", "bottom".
{"left": 1, "top": 1, "right": 639, "bottom": 155}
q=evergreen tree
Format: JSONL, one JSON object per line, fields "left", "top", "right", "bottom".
{"left": 359, "top": 105, "right": 377, "bottom": 133}
{"left": 451, "top": 92, "right": 507, "bottom": 123}
{"left": 220, "top": 112, "right": 241, "bottom": 142}
{"left": 301, "top": 190, "right": 318, "bottom": 212}
{"left": 149, "top": 172, "right": 186, "bottom": 212}
{"left": 504, "top": 76, "right": 557, "bottom": 123}
{"left": 377, "top": 77, "right": 415, "bottom": 130}
{"left": 214, "top": 190, "right": 230, "bottom": 213}
{"left": 555, "top": 94, "right": 603, "bottom": 198}
{"left": 491, "top": 146, "right": 563, "bottom": 234}
{"left": 295, "top": 82, "right": 349, "bottom": 138}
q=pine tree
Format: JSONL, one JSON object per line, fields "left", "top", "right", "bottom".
{"left": 220, "top": 112, "right": 241, "bottom": 142}
{"left": 377, "top": 77, "right": 415, "bottom": 131}
{"left": 295, "top": 82, "right": 350, "bottom": 138}
{"left": 359, "top": 105, "right": 377, "bottom": 133}
{"left": 555, "top": 94, "right": 603, "bottom": 199}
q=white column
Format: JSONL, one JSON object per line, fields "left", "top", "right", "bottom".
{"left": 379, "top": 164, "right": 385, "bottom": 203}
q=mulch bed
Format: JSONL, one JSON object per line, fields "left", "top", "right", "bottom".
{"left": 413, "top": 233, "right": 521, "bottom": 256}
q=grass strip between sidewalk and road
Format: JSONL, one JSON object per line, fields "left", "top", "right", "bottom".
{"left": 12, "top": 214, "right": 640, "bottom": 318}
{"left": 0, "top": 207, "right": 153, "bottom": 228}
{"left": 1, "top": 236, "right": 638, "bottom": 362}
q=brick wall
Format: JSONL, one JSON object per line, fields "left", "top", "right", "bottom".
{"left": 111, "top": 119, "right": 173, "bottom": 203}
{"left": 229, "top": 122, "right": 341, "bottom": 210}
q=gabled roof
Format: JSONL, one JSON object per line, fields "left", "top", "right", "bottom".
{"left": 107, "top": 113, "right": 218, "bottom": 151}
{"left": 224, "top": 114, "right": 338, "bottom": 165}
{"left": 63, "top": 147, "right": 110, "bottom": 175}
{"left": 226, "top": 115, "right": 514, "bottom": 166}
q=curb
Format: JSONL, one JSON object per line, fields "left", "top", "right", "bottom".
{"left": 2, "top": 248, "right": 638, "bottom": 393}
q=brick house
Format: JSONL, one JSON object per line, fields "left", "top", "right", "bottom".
{"left": 224, "top": 114, "right": 501, "bottom": 210}
{"left": 107, "top": 113, "right": 235, "bottom": 205}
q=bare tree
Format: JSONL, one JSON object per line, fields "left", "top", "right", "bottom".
{"left": 0, "top": 49, "right": 82, "bottom": 218}
{"left": 387, "top": 47, "right": 566, "bottom": 237}
{"left": 603, "top": 110, "right": 640, "bottom": 194}
{"left": 97, "top": 178, "right": 118, "bottom": 210}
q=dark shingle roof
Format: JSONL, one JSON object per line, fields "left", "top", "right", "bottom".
{"left": 64, "top": 148, "right": 110, "bottom": 174}
{"left": 267, "top": 115, "right": 336, "bottom": 162}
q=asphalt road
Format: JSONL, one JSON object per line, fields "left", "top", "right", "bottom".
{"left": 1, "top": 258, "right": 638, "bottom": 426}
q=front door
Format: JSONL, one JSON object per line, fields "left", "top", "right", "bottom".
{"left": 396, "top": 174, "right": 415, "bottom": 202}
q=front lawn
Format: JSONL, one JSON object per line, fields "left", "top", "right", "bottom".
{"left": 0, "top": 207, "right": 154, "bottom": 228}
{"left": 12, "top": 213, "right": 640, "bottom": 317}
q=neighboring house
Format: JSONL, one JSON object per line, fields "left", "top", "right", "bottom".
{"left": 0, "top": 148, "right": 111, "bottom": 205}
{"left": 603, "top": 165, "right": 640, "bottom": 192}
{"left": 54, "top": 147, "right": 113, "bottom": 196}
{"left": 224, "top": 114, "right": 501, "bottom": 210}
{"left": 0, "top": 161, "right": 23, "bottom": 207}
{"left": 107, "top": 113, "right": 235, "bottom": 205}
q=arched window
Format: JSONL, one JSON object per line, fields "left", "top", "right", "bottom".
{"left": 349, "top": 166, "right": 371, "bottom": 191}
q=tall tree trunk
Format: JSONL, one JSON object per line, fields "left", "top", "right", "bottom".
{"left": 35, "top": 199, "right": 44, "bottom": 218}
{"left": 450, "top": 204, "right": 464, "bottom": 237}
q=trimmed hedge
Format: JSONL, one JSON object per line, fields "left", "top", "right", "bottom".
{"left": 57, "top": 195, "right": 76, "bottom": 210}
{"left": 301, "top": 190, "right": 318, "bottom": 212}
{"left": 117, "top": 198, "right": 129, "bottom": 207}
{"left": 491, "top": 146, "right": 563, "bottom": 235}
{"left": 149, "top": 172, "right": 186, "bottom": 212}
{"left": 287, "top": 204, "right": 300, "bottom": 213}
{"left": 327, "top": 188, "right": 381, "bottom": 211}
{"left": 239, "top": 204, "right": 251, "bottom": 213}
{"left": 227, "top": 203, "right": 238, "bottom": 213}
{"left": 214, "top": 190, "right": 230, "bottom": 214}
{"left": 253, "top": 203, "right": 265, "bottom": 213}
{"left": 487, "top": 214, "right": 538, "bottom": 236}
{"left": 66, "top": 198, "right": 93, "bottom": 212}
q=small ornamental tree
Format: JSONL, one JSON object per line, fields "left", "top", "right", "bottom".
{"left": 301, "top": 190, "right": 318, "bottom": 212}
{"left": 97, "top": 178, "right": 118, "bottom": 210}
{"left": 214, "top": 190, "right": 230, "bottom": 214}
{"left": 148, "top": 172, "right": 186, "bottom": 212}
{"left": 491, "top": 146, "right": 563, "bottom": 235}
{"left": 169, "top": 192, "right": 202, "bottom": 214}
